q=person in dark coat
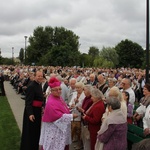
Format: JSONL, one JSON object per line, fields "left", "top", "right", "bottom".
{"left": 96, "top": 74, "right": 108, "bottom": 95}
{"left": 41, "top": 76, "right": 48, "bottom": 106}
{"left": 77, "top": 85, "right": 93, "bottom": 150}
{"left": 20, "top": 70, "right": 44, "bottom": 150}
{"left": 87, "top": 73, "right": 97, "bottom": 87}
{"left": 0, "top": 72, "right": 6, "bottom": 96}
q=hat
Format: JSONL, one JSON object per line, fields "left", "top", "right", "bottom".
{"left": 48, "top": 77, "right": 61, "bottom": 88}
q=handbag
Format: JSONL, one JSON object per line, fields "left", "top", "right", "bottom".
{"left": 95, "top": 139, "right": 104, "bottom": 150}
{"left": 83, "top": 126, "right": 90, "bottom": 140}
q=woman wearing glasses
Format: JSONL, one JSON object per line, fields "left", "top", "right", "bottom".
{"left": 39, "top": 77, "right": 78, "bottom": 150}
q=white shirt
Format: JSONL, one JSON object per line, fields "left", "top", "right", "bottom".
{"left": 69, "top": 91, "right": 85, "bottom": 121}
{"left": 60, "top": 82, "right": 69, "bottom": 103}
{"left": 67, "top": 87, "right": 76, "bottom": 104}
{"left": 125, "top": 87, "right": 135, "bottom": 105}
{"left": 143, "top": 105, "right": 150, "bottom": 129}
{"left": 136, "top": 104, "right": 146, "bottom": 115}
{"left": 69, "top": 91, "right": 85, "bottom": 107}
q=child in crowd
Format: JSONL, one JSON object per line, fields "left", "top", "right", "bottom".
{"left": 122, "top": 91, "right": 133, "bottom": 124}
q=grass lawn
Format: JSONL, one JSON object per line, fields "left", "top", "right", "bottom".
{"left": 0, "top": 96, "right": 21, "bottom": 150}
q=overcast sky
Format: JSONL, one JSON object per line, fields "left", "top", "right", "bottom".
{"left": 0, "top": 0, "right": 148, "bottom": 58}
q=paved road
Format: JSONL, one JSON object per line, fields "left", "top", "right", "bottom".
{"left": 4, "top": 81, "right": 24, "bottom": 131}
{"left": 4, "top": 81, "right": 76, "bottom": 150}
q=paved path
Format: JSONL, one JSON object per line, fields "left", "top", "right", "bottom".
{"left": 4, "top": 81, "right": 24, "bottom": 132}
{"left": 4, "top": 81, "right": 76, "bottom": 150}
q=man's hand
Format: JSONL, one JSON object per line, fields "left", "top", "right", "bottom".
{"left": 41, "top": 107, "right": 44, "bottom": 115}
{"left": 82, "top": 113, "right": 86, "bottom": 120}
{"left": 29, "top": 115, "right": 35, "bottom": 122}
{"left": 71, "top": 104, "right": 75, "bottom": 108}
{"left": 144, "top": 128, "right": 150, "bottom": 136}
{"left": 77, "top": 107, "right": 84, "bottom": 113}
{"left": 73, "top": 114, "right": 78, "bottom": 119}
{"left": 74, "top": 98, "right": 79, "bottom": 104}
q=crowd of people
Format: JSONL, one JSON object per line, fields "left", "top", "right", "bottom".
{"left": 1, "top": 65, "right": 150, "bottom": 150}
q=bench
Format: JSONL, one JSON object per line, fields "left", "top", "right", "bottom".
{"left": 127, "top": 123, "right": 150, "bottom": 149}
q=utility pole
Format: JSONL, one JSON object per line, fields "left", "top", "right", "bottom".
{"left": 24, "top": 36, "right": 28, "bottom": 65}
{"left": 146, "top": 0, "right": 149, "bottom": 83}
{"left": 12, "top": 47, "right": 14, "bottom": 64}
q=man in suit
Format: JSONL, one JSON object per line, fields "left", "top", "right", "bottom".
{"left": 0, "top": 71, "right": 5, "bottom": 96}
{"left": 20, "top": 70, "right": 44, "bottom": 150}
{"left": 87, "top": 73, "right": 97, "bottom": 86}
{"left": 67, "top": 78, "right": 77, "bottom": 104}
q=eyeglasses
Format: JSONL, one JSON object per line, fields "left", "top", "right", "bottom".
{"left": 51, "top": 88, "right": 62, "bottom": 92}
{"left": 121, "top": 82, "right": 126, "bottom": 85}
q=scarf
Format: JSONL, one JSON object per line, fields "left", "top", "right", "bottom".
{"left": 97, "top": 109, "right": 126, "bottom": 135}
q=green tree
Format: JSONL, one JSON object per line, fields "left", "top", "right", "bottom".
{"left": 93, "top": 57, "right": 104, "bottom": 67}
{"left": 1, "top": 58, "right": 13, "bottom": 65}
{"left": 115, "top": 39, "right": 144, "bottom": 68}
{"left": 88, "top": 46, "right": 99, "bottom": 58}
{"left": 93, "top": 57, "right": 114, "bottom": 68}
{"left": 80, "top": 53, "right": 93, "bottom": 67}
{"left": 19, "top": 48, "right": 24, "bottom": 64}
{"left": 26, "top": 26, "right": 80, "bottom": 66}
{"left": 43, "top": 46, "right": 81, "bottom": 66}
{"left": 47, "top": 27, "right": 80, "bottom": 66}
{"left": 141, "top": 48, "right": 150, "bottom": 69}
{"left": 87, "top": 46, "right": 99, "bottom": 66}
{"left": 0, "top": 56, "right": 2, "bottom": 64}
{"left": 99, "top": 46, "right": 119, "bottom": 67}
{"left": 27, "top": 26, "right": 53, "bottom": 65}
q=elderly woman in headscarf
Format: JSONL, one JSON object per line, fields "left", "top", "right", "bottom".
{"left": 96, "top": 97, "right": 127, "bottom": 150}
{"left": 39, "top": 77, "right": 78, "bottom": 150}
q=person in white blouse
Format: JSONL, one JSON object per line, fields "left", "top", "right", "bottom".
{"left": 69, "top": 82, "right": 85, "bottom": 150}
{"left": 133, "top": 83, "right": 150, "bottom": 127}
{"left": 143, "top": 104, "right": 150, "bottom": 136}
{"left": 121, "top": 78, "right": 135, "bottom": 105}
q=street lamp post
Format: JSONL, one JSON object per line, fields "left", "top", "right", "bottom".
{"left": 146, "top": 0, "right": 149, "bottom": 83}
{"left": 24, "top": 36, "right": 28, "bottom": 65}
{"left": 0, "top": 48, "right": 1, "bottom": 64}
{"left": 12, "top": 47, "right": 14, "bottom": 64}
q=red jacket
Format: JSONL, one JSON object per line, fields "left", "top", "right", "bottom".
{"left": 85, "top": 100, "right": 105, "bottom": 150}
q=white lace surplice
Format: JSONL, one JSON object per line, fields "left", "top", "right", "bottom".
{"left": 39, "top": 114, "right": 72, "bottom": 150}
